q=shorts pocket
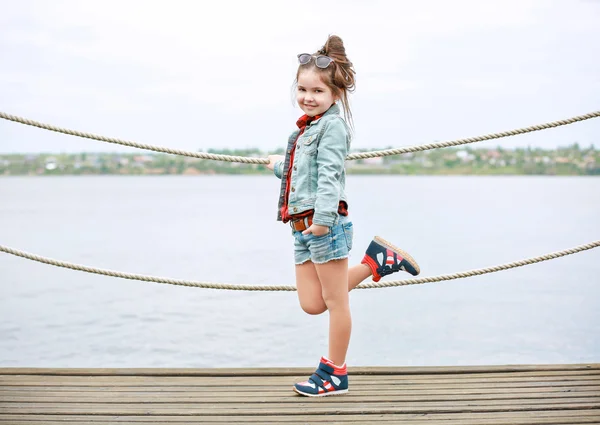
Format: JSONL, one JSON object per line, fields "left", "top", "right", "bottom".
{"left": 343, "top": 222, "right": 353, "bottom": 251}
{"left": 310, "top": 231, "right": 330, "bottom": 240}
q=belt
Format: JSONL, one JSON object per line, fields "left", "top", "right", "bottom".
{"left": 290, "top": 214, "right": 313, "bottom": 232}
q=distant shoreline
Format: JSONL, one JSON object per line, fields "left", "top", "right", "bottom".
{"left": 1, "top": 144, "right": 598, "bottom": 176}
{"left": 2, "top": 173, "right": 598, "bottom": 177}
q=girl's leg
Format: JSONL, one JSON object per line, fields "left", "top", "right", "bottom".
{"left": 296, "top": 262, "right": 371, "bottom": 316}
{"left": 314, "top": 258, "right": 350, "bottom": 367}
{"left": 296, "top": 261, "right": 327, "bottom": 315}
{"left": 292, "top": 234, "right": 420, "bottom": 396}
{"left": 293, "top": 258, "right": 352, "bottom": 397}
{"left": 348, "top": 264, "right": 372, "bottom": 291}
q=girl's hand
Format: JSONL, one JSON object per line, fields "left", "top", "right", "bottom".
{"left": 303, "top": 224, "right": 330, "bottom": 236}
{"left": 266, "top": 154, "right": 284, "bottom": 171}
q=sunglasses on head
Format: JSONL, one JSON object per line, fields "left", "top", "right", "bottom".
{"left": 297, "top": 53, "right": 334, "bottom": 69}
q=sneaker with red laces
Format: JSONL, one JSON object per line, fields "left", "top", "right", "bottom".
{"left": 293, "top": 357, "right": 348, "bottom": 397}
{"left": 361, "top": 236, "right": 420, "bottom": 282}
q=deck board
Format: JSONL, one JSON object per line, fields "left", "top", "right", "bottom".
{"left": 1, "top": 364, "right": 599, "bottom": 424}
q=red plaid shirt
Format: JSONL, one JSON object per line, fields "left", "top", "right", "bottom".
{"left": 281, "top": 113, "right": 348, "bottom": 223}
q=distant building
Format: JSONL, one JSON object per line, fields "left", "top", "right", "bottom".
{"left": 456, "top": 150, "right": 475, "bottom": 162}
{"left": 362, "top": 157, "right": 384, "bottom": 166}
{"left": 45, "top": 157, "right": 57, "bottom": 171}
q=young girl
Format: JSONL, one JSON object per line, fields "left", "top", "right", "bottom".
{"left": 267, "top": 35, "right": 421, "bottom": 397}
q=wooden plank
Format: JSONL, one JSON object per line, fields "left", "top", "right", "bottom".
{"left": 1, "top": 400, "right": 599, "bottom": 416}
{"left": 5, "top": 420, "right": 600, "bottom": 425}
{"left": 2, "top": 370, "right": 596, "bottom": 378}
{"left": 2, "top": 374, "right": 599, "bottom": 386}
{"left": 2, "top": 363, "right": 598, "bottom": 376}
{"left": 0, "top": 385, "right": 600, "bottom": 398}
{"left": 7, "top": 417, "right": 600, "bottom": 424}
{"left": 1, "top": 365, "right": 598, "bottom": 423}
{"left": 4, "top": 381, "right": 598, "bottom": 394}
{"left": 3, "top": 385, "right": 598, "bottom": 395}
{"left": 2, "top": 395, "right": 597, "bottom": 405}
{"left": 2, "top": 410, "right": 600, "bottom": 423}
{"left": 1, "top": 415, "right": 600, "bottom": 424}
{"left": 2, "top": 389, "right": 599, "bottom": 403}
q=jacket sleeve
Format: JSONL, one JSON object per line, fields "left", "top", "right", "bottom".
{"left": 273, "top": 160, "right": 284, "bottom": 179}
{"left": 313, "top": 118, "right": 348, "bottom": 227}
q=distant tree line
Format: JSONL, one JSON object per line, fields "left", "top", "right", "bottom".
{"left": 1, "top": 144, "right": 598, "bottom": 176}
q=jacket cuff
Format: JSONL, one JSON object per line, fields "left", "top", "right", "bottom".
{"left": 274, "top": 161, "right": 283, "bottom": 179}
{"left": 312, "top": 211, "right": 337, "bottom": 228}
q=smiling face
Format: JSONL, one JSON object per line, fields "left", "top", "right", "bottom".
{"left": 296, "top": 69, "right": 338, "bottom": 117}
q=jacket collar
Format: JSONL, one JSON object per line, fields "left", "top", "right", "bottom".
{"left": 296, "top": 103, "right": 341, "bottom": 129}
{"left": 309, "top": 102, "right": 340, "bottom": 126}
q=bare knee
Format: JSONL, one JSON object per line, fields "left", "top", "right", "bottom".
{"left": 299, "top": 299, "right": 327, "bottom": 315}
{"left": 296, "top": 261, "right": 327, "bottom": 315}
{"left": 322, "top": 293, "right": 349, "bottom": 312}
{"left": 315, "top": 258, "right": 350, "bottom": 312}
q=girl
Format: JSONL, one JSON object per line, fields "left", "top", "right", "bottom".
{"left": 267, "top": 35, "right": 420, "bottom": 397}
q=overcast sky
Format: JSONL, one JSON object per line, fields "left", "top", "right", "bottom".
{"left": 1, "top": 0, "right": 599, "bottom": 154}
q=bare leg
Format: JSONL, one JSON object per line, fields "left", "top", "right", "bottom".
{"left": 348, "top": 264, "right": 371, "bottom": 291}
{"left": 296, "top": 261, "right": 327, "bottom": 315}
{"left": 314, "top": 258, "right": 350, "bottom": 366}
{"left": 296, "top": 262, "right": 371, "bottom": 316}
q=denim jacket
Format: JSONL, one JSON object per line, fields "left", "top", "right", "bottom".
{"left": 273, "top": 103, "right": 351, "bottom": 227}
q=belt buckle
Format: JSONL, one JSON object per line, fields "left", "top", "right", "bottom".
{"left": 291, "top": 217, "right": 305, "bottom": 232}
{"left": 300, "top": 217, "right": 308, "bottom": 232}
{"left": 290, "top": 217, "right": 300, "bottom": 232}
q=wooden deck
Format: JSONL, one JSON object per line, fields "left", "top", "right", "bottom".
{"left": 1, "top": 364, "right": 599, "bottom": 424}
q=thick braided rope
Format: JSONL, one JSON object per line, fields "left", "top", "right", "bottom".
{"left": 347, "top": 111, "right": 600, "bottom": 160}
{"left": 0, "top": 112, "right": 266, "bottom": 164}
{"left": 1, "top": 111, "right": 599, "bottom": 163}
{"left": 1, "top": 240, "right": 597, "bottom": 291}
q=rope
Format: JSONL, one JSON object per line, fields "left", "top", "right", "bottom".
{"left": 1, "top": 240, "right": 598, "bottom": 291}
{"left": 1, "top": 110, "right": 599, "bottom": 163}
{"left": 348, "top": 111, "right": 600, "bottom": 160}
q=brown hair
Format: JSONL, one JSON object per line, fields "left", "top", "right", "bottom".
{"left": 295, "top": 35, "right": 356, "bottom": 128}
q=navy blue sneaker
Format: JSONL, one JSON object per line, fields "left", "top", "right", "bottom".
{"left": 361, "top": 236, "right": 420, "bottom": 282}
{"left": 293, "top": 357, "right": 348, "bottom": 397}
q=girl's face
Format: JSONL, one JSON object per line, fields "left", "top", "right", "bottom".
{"left": 296, "top": 69, "right": 338, "bottom": 117}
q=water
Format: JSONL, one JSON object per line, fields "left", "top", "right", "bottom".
{"left": 0, "top": 175, "right": 599, "bottom": 368}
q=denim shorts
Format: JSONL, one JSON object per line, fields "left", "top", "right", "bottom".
{"left": 293, "top": 215, "right": 354, "bottom": 265}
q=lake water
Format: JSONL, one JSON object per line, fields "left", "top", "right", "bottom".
{"left": 0, "top": 175, "right": 599, "bottom": 368}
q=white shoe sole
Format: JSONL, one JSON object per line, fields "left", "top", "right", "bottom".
{"left": 293, "top": 386, "right": 349, "bottom": 397}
